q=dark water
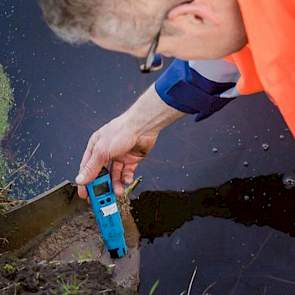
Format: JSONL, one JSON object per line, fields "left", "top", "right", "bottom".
{"left": 132, "top": 173, "right": 295, "bottom": 294}
{"left": 1, "top": 0, "right": 295, "bottom": 294}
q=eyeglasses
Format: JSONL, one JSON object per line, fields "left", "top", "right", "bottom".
{"left": 139, "top": 31, "right": 163, "bottom": 74}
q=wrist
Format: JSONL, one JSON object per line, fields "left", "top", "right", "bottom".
{"left": 119, "top": 108, "right": 160, "bottom": 138}
{"left": 122, "top": 83, "right": 185, "bottom": 137}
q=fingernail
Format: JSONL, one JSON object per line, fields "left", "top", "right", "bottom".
{"left": 75, "top": 173, "right": 85, "bottom": 184}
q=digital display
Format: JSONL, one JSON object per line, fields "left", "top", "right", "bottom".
{"left": 93, "top": 182, "right": 110, "bottom": 197}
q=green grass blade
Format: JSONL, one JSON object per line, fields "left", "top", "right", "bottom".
{"left": 149, "top": 280, "right": 160, "bottom": 295}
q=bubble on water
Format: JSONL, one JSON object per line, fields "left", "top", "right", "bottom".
{"left": 244, "top": 195, "right": 250, "bottom": 201}
{"left": 172, "top": 236, "right": 183, "bottom": 251}
{"left": 279, "top": 134, "right": 285, "bottom": 140}
{"left": 212, "top": 147, "right": 218, "bottom": 153}
{"left": 282, "top": 173, "right": 295, "bottom": 189}
{"left": 254, "top": 135, "right": 259, "bottom": 139}
{"left": 262, "top": 143, "right": 269, "bottom": 151}
{"left": 243, "top": 161, "right": 249, "bottom": 167}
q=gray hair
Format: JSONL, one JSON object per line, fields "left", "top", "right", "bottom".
{"left": 38, "top": 0, "right": 169, "bottom": 48}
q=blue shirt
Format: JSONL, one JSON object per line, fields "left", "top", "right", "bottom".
{"left": 155, "top": 59, "right": 240, "bottom": 121}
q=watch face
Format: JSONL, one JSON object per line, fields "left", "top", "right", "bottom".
{"left": 93, "top": 181, "right": 110, "bottom": 197}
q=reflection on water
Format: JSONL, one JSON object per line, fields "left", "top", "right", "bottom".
{"left": 131, "top": 173, "right": 295, "bottom": 240}
{"left": 132, "top": 173, "right": 295, "bottom": 294}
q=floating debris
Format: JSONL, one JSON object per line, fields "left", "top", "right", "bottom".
{"left": 212, "top": 147, "right": 218, "bottom": 153}
{"left": 282, "top": 174, "right": 295, "bottom": 190}
{"left": 244, "top": 195, "right": 250, "bottom": 201}
{"left": 243, "top": 161, "right": 249, "bottom": 167}
{"left": 279, "top": 134, "right": 285, "bottom": 140}
{"left": 262, "top": 143, "right": 269, "bottom": 151}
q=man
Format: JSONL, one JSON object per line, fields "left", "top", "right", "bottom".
{"left": 39, "top": 0, "right": 295, "bottom": 199}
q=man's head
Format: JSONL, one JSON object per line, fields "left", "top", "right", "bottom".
{"left": 39, "top": 0, "right": 247, "bottom": 60}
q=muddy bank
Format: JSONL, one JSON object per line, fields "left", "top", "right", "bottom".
{"left": 0, "top": 206, "right": 139, "bottom": 294}
{"left": 0, "top": 256, "right": 134, "bottom": 295}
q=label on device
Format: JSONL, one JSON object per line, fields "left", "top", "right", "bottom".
{"left": 101, "top": 203, "right": 118, "bottom": 216}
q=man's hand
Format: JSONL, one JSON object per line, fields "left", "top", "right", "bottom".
{"left": 76, "top": 115, "right": 158, "bottom": 199}
{"left": 75, "top": 83, "right": 185, "bottom": 199}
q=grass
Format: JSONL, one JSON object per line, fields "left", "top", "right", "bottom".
{"left": 0, "top": 65, "right": 13, "bottom": 190}
{"left": 149, "top": 280, "right": 159, "bottom": 295}
{"left": 0, "top": 64, "right": 13, "bottom": 213}
{"left": 0, "top": 64, "right": 13, "bottom": 139}
{"left": 2, "top": 263, "right": 16, "bottom": 275}
{"left": 0, "top": 66, "right": 49, "bottom": 203}
{"left": 57, "top": 275, "right": 85, "bottom": 295}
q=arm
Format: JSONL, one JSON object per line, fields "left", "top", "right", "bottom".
{"left": 76, "top": 84, "right": 185, "bottom": 198}
{"left": 124, "top": 83, "right": 185, "bottom": 136}
{"left": 76, "top": 58, "right": 241, "bottom": 198}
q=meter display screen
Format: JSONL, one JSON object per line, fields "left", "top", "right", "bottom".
{"left": 93, "top": 182, "right": 110, "bottom": 197}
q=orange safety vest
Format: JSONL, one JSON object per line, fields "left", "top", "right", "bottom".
{"left": 228, "top": 0, "right": 295, "bottom": 136}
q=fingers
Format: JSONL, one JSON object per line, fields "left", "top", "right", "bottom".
{"left": 76, "top": 142, "right": 107, "bottom": 185}
{"left": 122, "top": 163, "right": 138, "bottom": 184}
{"left": 111, "top": 161, "right": 124, "bottom": 197}
{"left": 111, "top": 161, "right": 139, "bottom": 198}
{"left": 77, "top": 134, "right": 97, "bottom": 199}
{"left": 78, "top": 185, "right": 88, "bottom": 200}
{"left": 79, "top": 133, "right": 97, "bottom": 171}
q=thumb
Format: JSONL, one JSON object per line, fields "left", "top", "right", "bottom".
{"left": 75, "top": 146, "right": 106, "bottom": 185}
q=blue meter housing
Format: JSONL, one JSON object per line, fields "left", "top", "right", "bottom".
{"left": 86, "top": 167, "right": 127, "bottom": 258}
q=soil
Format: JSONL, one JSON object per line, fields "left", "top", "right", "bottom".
{"left": 0, "top": 209, "right": 139, "bottom": 294}
{"left": 0, "top": 256, "right": 135, "bottom": 295}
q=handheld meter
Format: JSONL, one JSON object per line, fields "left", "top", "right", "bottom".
{"left": 86, "top": 167, "right": 127, "bottom": 258}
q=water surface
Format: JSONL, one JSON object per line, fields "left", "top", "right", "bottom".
{"left": 1, "top": 1, "right": 295, "bottom": 294}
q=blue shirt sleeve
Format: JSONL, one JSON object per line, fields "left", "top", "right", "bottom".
{"left": 155, "top": 59, "right": 237, "bottom": 121}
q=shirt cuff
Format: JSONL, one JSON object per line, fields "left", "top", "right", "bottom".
{"left": 155, "top": 59, "right": 237, "bottom": 121}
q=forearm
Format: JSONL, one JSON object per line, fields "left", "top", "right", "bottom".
{"left": 123, "top": 83, "right": 186, "bottom": 136}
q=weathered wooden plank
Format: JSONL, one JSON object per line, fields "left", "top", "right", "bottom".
{"left": 0, "top": 181, "right": 87, "bottom": 255}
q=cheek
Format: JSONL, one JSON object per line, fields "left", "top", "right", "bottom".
{"left": 92, "top": 37, "right": 146, "bottom": 57}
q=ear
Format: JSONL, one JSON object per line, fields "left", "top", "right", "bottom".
{"left": 168, "top": 1, "right": 219, "bottom": 24}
